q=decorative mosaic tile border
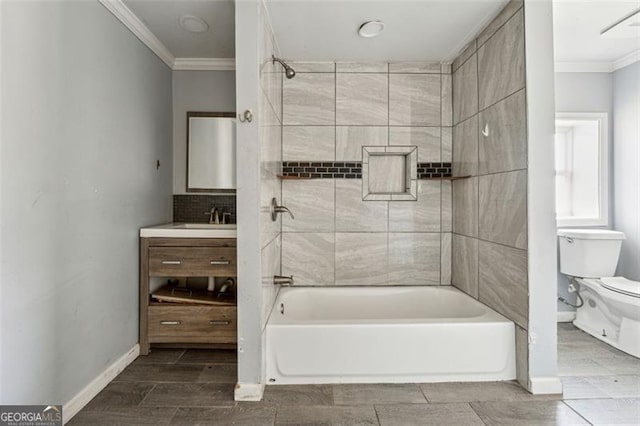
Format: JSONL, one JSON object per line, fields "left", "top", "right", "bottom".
{"left": 281, "top": 161, "right": 451, "bottom": 180}
{"left": 417, "top": 162, "right": 452, "bottom": 179}
{"left": 282, "top": 161, "right": 363, "bottom": 179}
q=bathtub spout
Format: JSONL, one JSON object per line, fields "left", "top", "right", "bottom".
{"left": 274, "top": 275, "right": 294, "bottom": 286}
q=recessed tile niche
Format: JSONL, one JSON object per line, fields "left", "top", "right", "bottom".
{"left": 362, "top": 146, "right": 418, "bottom": 201}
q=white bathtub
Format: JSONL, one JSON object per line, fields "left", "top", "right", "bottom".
{"left": 265, "top": 286, "right": 516, "bottom": 384}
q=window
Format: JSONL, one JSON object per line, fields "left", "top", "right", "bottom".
{"left": 554, "top": 112, "right": 608, "bottom": 227}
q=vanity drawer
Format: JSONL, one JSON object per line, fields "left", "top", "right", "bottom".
{"left": 148, "top": 247, "right": 236, "bottom": 276}
{"left": 148, "top": 305, "right": 237, "bottom": 344}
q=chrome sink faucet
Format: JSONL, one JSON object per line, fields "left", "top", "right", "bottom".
{"left": 204, "top": 208, "right": 232, "bottom": 224}
{"left": 205, "top": 207, "right": 220, "bottom": 224}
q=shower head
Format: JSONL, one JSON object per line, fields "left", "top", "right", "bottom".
{"left": 272, "top": 56, "right": 296, "bottom": 79}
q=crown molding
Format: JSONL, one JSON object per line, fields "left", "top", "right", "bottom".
{"left": 173, "top": 58, "right": 236, "bottom": 71}
{"left": 99, "top": 0, "right": 236, "bottom": 71}
{"left": 555, "top": 49, "right": 640, "bottom": 73}
{"left": 554, "top": 61, "right": 613, "bottom": 73}
{"left": 613, "top": 49, "right": 640, "bottom": 71}
{"left": 98, "top": 0, "right": 174, "bottom": 68}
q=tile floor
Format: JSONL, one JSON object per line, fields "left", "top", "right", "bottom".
{"left": 70, "top": 323, "right": 640, "bottom": 425}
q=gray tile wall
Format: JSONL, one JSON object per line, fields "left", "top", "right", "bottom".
{"left": 281, "top": 61, "right": 453, "bottom": 286}
{"left": 450, "top": 0, "right": 528, "bottom": 387}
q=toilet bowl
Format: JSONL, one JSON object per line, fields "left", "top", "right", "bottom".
{"left": 558, "top": 229, "right": 640, "bottom": 358}
{"left": 574, "top": 277, "right": 640, "bottom": 357}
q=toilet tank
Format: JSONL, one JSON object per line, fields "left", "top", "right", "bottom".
{"left": 558, "top": 229, "right": 626, "bottom": 278}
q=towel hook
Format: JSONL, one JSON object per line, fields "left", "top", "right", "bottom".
{"left": 481, "top": 123, "right": 490, "bottom": 137}
{"left": 238, "top": 109, "right": 253, "bottom": 123}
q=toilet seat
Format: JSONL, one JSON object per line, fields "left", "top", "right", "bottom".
{"left": 597, "top": 277, "right": 640, "bottom": 299}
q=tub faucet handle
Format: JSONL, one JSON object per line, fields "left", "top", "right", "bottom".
{"left": 274, "top": 275, "right": 294, "bottom": 286}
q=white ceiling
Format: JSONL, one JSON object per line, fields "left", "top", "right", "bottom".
{"left": 123, "top": 0, "right": 235, "bottom": 58}
{"left": 117, "top": 0, "right": 640, "bottom": 70}
{"left": 553, "top": 1, "right": 640, "bottom": 64}
{"left": 266, "top": 0, "right": 509, "bottom": 62}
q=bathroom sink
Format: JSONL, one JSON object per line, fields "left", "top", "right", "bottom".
{"left": 140, "top": 223, "right": 237, "bottom": 238}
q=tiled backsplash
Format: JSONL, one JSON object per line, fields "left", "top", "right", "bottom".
{"left": 173, "top": 194, "right": 236, "bottom": 223}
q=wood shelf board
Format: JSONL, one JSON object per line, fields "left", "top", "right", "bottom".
{"left": 151, "top": 285, "right": 236, "bottom": 307}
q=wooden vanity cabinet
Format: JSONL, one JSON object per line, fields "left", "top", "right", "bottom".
{"left": 139, "top": 237, "right": 237, "bottom": 355}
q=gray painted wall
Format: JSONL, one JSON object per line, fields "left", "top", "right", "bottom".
{"left": 235, "top": 0, "right": 283, "bottom": 394}
{"left": 554, "top": 72, "right": 614, "bottom": 221}
{"left": 1, "top": 1, "right": 172, "bottom": 404}
{"left": 172, "top": 70, "right": 236, "bottom": 195}
{"left": 613, "top": 61, "right": 640, "bottom": 281}
{"left": 0, "top": 0, "right": 4, "bottom": 402}
{"left": 555, "top": 72, "right": 614, "bottom": 115}
{"left": 524, "top": 0, "right": 560, "bottom": 391}
{"left": 234, "top": 0, "right": 264, "bottom": 391}
{"left": 554, "top": 72, "right": 614, "bottom": 313}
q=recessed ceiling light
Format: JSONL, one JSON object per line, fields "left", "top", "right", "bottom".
{"left": 358, "top": 20, "right": 385, "bottom": 38}
{"left": 601, "top": 9, "right": 640, "bottom": 39}
{"left": 179, "top": 15, "right": 209, "bottom": 34}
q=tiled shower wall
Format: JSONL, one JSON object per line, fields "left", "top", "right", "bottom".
{"left": 258, "top": 3, "right": 283, "bottom": 329}
{"left": 449, "top": 0, "right": 529, "bottom": 387}
{"left": 280, "top": 61, "right": 453, "bottom": 286}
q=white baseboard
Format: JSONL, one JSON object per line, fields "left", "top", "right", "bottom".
{"left": 529, "top": 376, "right": 563, "bottom": 394}
{"left": 63, "top": 344, "right": 140, "bottom": 424}
{"left": 234, "top": 383, "right": 265, "bottom": 401}
{"left": 557, "top": 311, "right": 576, "bottom": 323}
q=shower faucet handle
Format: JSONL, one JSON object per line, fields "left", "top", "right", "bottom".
{"left": 274, "top": 205, "right": 295, "bottom": 220}
{"left": 271, "top": 198, "right": 295, "bottom": 221}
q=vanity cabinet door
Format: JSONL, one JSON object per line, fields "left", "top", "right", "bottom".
{"left": 148, "top": 247, "right": 237, "bottom": 276}
{"left": 148, "top": 305, "right": 237, "bottom": 344}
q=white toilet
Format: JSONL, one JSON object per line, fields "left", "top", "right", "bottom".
{"left": 558, "top": 229, "right": 640, "bottom": 358}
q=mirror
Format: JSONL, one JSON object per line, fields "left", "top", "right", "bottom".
{"left": 187, "top": 112, "right": 236, "bottom": 192}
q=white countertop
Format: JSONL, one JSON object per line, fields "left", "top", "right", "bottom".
{"left": 140, "top": 223, "right": 237, "bottom": 239}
